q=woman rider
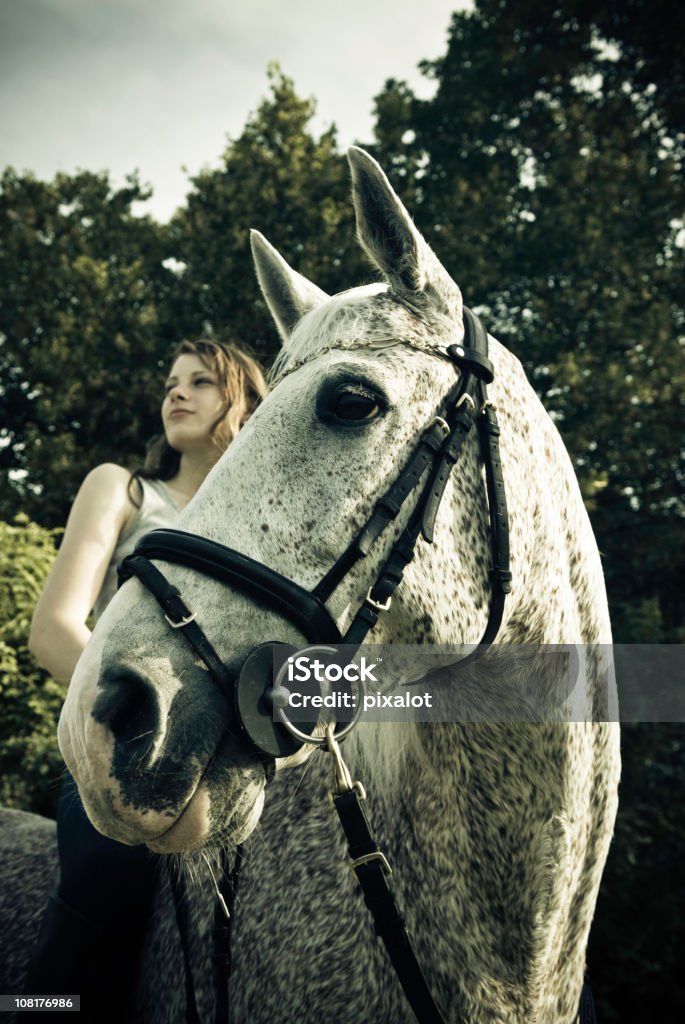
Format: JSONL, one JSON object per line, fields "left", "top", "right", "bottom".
{"left": 25, "top": 338, "right": 267, "bottom": 1020}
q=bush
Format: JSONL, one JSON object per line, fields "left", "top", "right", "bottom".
{"left": 0, "top": 516, "right": 66, "bottom": 816}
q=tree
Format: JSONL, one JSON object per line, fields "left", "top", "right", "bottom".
{"left": 588, "top": 722, "right": 685, "bottom": 1022}
{"left": 372, "top": 4, "right": 685, "bottom": 1016}
{"left": 373, "top": 0, "right": 685, "bottom": 642}
{"left": 584, "top": 0, "right": 685, "bottom": 137}
{"left": 0, "top": 169, "right": 172, "bottom": 526}
{"left": 0, "top": 70, "right": 366, "bottom": 527}
{"left": 164, "top": 66, "right": 369, "bottom": 361}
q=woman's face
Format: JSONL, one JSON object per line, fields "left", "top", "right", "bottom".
{"left": 162, "top": 353, "right": 226, "bottom": 454}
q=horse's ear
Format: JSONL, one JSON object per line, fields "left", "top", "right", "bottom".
{"left": 250, "top": 230, "right": 329, "bottom": 344}
{"left": 348, "top": 147, "right": 461, "bottom": 319}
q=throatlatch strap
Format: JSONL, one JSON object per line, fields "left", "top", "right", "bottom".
{"left": 480, "top": 398, "right": 511, "bottom": 596}
{"left": 475, "top": 393, "right": 512, "bottom": 649}
{"left": 332, "top": 788, "right": 448, "bottom": 1024}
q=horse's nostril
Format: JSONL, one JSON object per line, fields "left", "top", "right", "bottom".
{"left": 92, "top": 670, "right": 160, "bottom": 755}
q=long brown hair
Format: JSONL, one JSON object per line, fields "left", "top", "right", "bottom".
{"left": 131, "top": 339, "right": 267, "bottom": 498}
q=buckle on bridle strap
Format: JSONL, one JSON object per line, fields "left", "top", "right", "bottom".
{"left": 350, "top": 850, "right": 393, "bottom": 877}
{"left": 164, "top": 610, "right": 197, "bottom": 629}
{"left": 365, "top": 587, "right": 392, "bottom": 612}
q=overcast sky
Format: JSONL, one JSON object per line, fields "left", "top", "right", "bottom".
{"left": 1, "top": 0, "right": 468, "bottom": 221}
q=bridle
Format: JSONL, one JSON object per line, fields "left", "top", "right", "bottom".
{"left": 113, "top": 308, "right": 518, "bottom": 1024}
{"left": 116, "top": 308, "right": 515, "bottom": 1024}
{"left": 118, "top": 308, "right": 511, "bottom": 761}
{"left": 116, "top": 309, "right": 595, "bottom": 1023}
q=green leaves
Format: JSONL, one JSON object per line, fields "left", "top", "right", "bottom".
{"left": 0, "top": 70, "right": 373, "bottom": 532}
{"left": 0, "top": 517, "right": 66, "bottom": 816}
{"left": 165, "top": 68, "right": 367, "bottom": 358}
{"left": 0, "top": 169, "right": 169, "bottom": 525}
{"left": 373, "top": 0, "right": 685, "bottom": 644}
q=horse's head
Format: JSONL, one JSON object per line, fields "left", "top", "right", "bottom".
{"left": 58, "top": 148, "right": 584, "bottom": 854}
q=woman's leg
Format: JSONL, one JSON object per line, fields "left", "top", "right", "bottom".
{"left": 23, "top": 776, "right": 158, "bottom": 1021}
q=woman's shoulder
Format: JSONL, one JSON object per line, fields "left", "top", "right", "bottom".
{"left": 72, "top": 463, "right": 138, "bottom": 527}
{"left": 81, "top": 462, "right": 133, "bottom": 491}
{"left": 76, "top": 464, "right": 136, "bottom": 503}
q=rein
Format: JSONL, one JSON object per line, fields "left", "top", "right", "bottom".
{"left": 113, "top": 309, "right": 588, "bottom": 1022}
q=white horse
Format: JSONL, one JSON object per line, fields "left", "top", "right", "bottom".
{"left": 49, "top": 148, "right": 618, "bottom": 1022}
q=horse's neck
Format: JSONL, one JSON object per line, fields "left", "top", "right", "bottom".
{"left": 503, "top": 460, "right": 612, "bottom": 647}
{"left": 493, "top": 359, "right": 611, "bottom": 647}
{"left": 351, "top": 719, "right": 611, "bottom": 1022}
{"left": 384, "top": 349, "right": 611, "bottom": 651}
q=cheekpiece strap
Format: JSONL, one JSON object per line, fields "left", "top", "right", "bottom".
{"left": 313, "top": 416, "right": 450, "bottom": 603}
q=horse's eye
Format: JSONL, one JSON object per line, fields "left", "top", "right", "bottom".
{"left": 317, "top": 378, "right": 387, "bottom": 427}
{"left": 332, "top": 388, "right": 382, "bottom": 423}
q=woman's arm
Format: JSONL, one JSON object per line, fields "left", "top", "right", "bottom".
{"left": 29, "top": 464, "right": 137, "bottom": 683}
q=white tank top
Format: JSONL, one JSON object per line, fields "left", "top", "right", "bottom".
{"left": 92, "top": 478, "right": 180, "bottom": 621}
